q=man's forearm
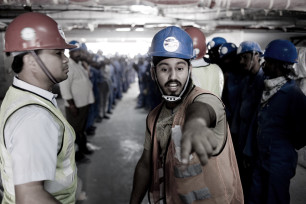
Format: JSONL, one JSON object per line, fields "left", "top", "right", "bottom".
{"left": 15, "top": 181, "right": 61, "bottom": 204}
{"left": 130, "top": 159, "right": 151, "bottom": 204}
{"left": 184, "top": 102, "right": 216, "bottom": 128}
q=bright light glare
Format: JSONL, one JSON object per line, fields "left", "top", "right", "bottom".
{"left": 86, "top": 39, "right": 151, "bottom": 57}
{"left": 130, "top": 5, "right": 158, "bottom": 15}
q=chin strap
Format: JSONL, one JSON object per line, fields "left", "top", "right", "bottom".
{"left": 153, "top": 67, "right": 191, "bottom": 103}
{"left": 29, "top": 50, "right": 58, "bottom": 84}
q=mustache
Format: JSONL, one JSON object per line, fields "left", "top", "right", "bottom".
{"left": 164, "top": 80, "right": 182, "bottom": 87}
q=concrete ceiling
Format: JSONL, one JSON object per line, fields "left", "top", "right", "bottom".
{"left": 0, "top": 0, "right": 306, "bottom": 47}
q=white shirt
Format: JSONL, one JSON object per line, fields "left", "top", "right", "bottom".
{"left": 4, "top": 77, "right": 63, "bottom": 185}
{"left": 191, "top": 58, "right": 224, "bottom": 98}
{"left": 59, "top": 59, "right": 94, "bottom": 108}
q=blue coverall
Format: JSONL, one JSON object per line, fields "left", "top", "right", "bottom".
{"left": 249, "top": 80, "right": 306, "bottom": 204}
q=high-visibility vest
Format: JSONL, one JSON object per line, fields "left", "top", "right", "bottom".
{"left": 0, "top": 86, "right": 77, "bottom": 204}
{"left": 147, "top": 86, "right": 243, "bottom": 204}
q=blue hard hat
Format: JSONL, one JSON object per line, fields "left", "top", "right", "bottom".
{"left": 219, "top": 43, "right": 237, "bottom": 58}
{"left": 207, "top": 37, "right": 227, "bottom": 50}
{"left": 80, "top": 42, "right": 88, "bottom": 50}
{"left": 263, "top": 39, "right": 298, "bottom": 64}
{"left": 149, "top": 26, "right": 194, "bottom": 59}
{"left": 237, "top": 41, "right": 262, "bottom": 55}
{"left": 69, "top": 40, "right": 81, "bottom": 51}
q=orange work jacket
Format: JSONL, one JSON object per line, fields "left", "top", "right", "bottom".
{"left": 146, "top": 86, "right": 244, "bottom": 204}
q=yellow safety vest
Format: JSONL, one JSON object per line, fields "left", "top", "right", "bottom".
{"left": 0, "top": 86, "right": 77, "bottom": 204}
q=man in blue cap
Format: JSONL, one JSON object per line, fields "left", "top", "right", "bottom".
{"left": 229, "top": 41, "right": 266, "bottom": 202}
{"left": 207, "top": 37, "right": 227, "bottom": 66}
{"left": 130, "top": 26, "right": 243, "bottom": 204}
{"left": 59, "top": 40, "right": 95, "bottom": 162}
{"left": 249, "top": 39, "right": 306, "bottom": 204}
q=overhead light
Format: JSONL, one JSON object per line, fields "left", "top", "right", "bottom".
{"left": 116, "top": 28, "right": 131, "bottom": 31}
{"left": 130, "top": 5, "right": 158, "bottom": 15}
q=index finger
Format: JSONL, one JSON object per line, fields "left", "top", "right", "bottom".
{"left": 181, "top": 138, "right": 192, "bottom": 165}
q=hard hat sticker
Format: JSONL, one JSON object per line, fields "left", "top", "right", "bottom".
{"left": 209, "top": 41, "right": 216, "bottom": 48}
{"left": 237, "top": 46, "right": 242, "bottom": 54}
{"left": 58, "top": 25, "right": 66, "bottom": 41}
{"left": 21, "top": 27, "right": 36, "bottom": 41}
{"left": 163, "top": 37, "right": 180, "bottom": 52}
{"left": 221, "top": 47, "right": 228, "bottom": 55}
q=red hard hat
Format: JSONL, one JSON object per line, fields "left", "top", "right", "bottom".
{"left": 4, "top": 12, "right": 76, "bottom": 52}
{"left": 185, "top": 27, "right": 206, "bottom": 59}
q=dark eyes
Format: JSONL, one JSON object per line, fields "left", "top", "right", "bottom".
{"left": 159, "top": 67, "right": 184, "bottom": 73}
{"left": 55, "top": 51, "right": 65, "bottom": 56}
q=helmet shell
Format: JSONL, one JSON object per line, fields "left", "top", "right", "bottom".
{"left": 237, "top": 41, "right": 262, "bottom": 55}
{"left": 149, "top": 26, "right": 194, "bottom": 59}
{"left": 5, "top": 12, "right": 76, "bottom": 52}
{"left": 69, "top": 40, "right": 82, "bottom": 51}
{"left": 263, "top": 39, "right": 298, "bottom": 64}
{"left": 219, "top": 43, "right": 237, "bottom": 58}
{"left": 80, "top": 42, "right": 88, "bottom": 50}
{"left": 207, "top": 37, "right": 226, "bottom": 50}
{"left": 185, "top": 27, "right": 206, "bottom": 59}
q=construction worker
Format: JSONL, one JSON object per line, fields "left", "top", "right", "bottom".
{"left": 59, "top": 40, "right": 95, "bottom": 162}
{"left": 233, "top": 41, "right": 266, "bottom": 202}
{"left": 249, "top": 39, "right": 306, "bottom": 204}
{"left": 130, "top": 26, "right": 243, "bottom": 204}
{"left": 0, "top": 12, "right": 77, "bottom": 203}
{"left": 185, "top": 27, "right": 224, "bottom": 98}
{"left": 218, "top": 42, "right": 244, "bottom": 127}
{"left": 207, "top": 37, "right": 227, "bottom": 66}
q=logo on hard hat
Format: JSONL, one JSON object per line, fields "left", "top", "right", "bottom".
{"left": 237, "top": 46, "right": 242, "bottom": 54}
{"left": 209, "top": 41, "right": 216, "bottom": 48}
{"left": 221, "top": 47, "right": 228, "bottom": 55}
{"left": 21, "top": 27, "right": 36, "bottom": 41}
{"left": 163, "top": 37, "right": 180, "bottom": 52}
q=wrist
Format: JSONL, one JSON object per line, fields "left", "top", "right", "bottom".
{"left": 69, "top": 104, "right": 76, "bottom": 108}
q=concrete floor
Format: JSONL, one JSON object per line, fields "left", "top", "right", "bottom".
{"left": 74, "top": 82, "right": 148, "bottom": 204}
{"left": 62, "top": 81, "right": 306, "bottom": 204}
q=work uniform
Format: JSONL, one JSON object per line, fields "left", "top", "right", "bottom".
{"left": 235, "top": 68, "right": 265, "bottom": 157}
{"left": 0, "top": 77, "right": 77, "bottom": 204}
{"left": 249, "top": 79, "right": 306, "bottom": 204}
{"left": 144, "top": 84, "right": 243, "bottom": 204}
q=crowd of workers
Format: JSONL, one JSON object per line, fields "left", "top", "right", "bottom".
{"left": 0, "top": 12, "right": 306, "bottom": 204}
{"left": 57, "top": 40, "right": 137, "bottom": 162}
{"left": 131, "top": 26, "right": 306, "bottom": 204}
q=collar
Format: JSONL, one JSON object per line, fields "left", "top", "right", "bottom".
{"left": 13, "top": 76, "right": 58, "bottom": 107}
{"left": 261, "top": 76, "right": 288, "bottom": 104}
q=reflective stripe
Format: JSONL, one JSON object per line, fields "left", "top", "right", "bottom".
{"left": 174, "top": 163, "right": 202, "bottom": 178}
{"left": 179, "top": 188, "right": 211, "bottom": 204}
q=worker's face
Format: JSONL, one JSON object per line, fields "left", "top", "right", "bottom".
{"left": 69, "top": 49, "right": 82, "bottom": 61}
{"left": 155, "top": 58, "right": 190, "bottom": 97}
{"left": 238, "top": 52, "right": 253, "bottom": 72}
{"left": 208, "top": 47, "right": 220, "bottom": 63}
{"left": 262, "top": 58, "right": 277, "bottom": 78}
{"left": 37, "top": 49, "right": 69, "bottom": 82}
